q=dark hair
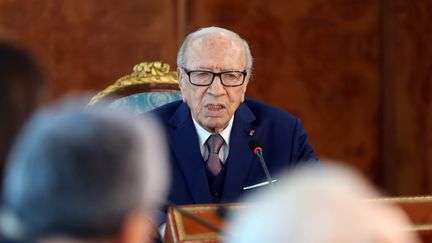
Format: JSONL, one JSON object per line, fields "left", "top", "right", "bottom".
{"left": 0, "top": 41, "right": 46, "bottom": 190}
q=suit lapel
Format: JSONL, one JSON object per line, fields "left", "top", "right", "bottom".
{"left": 222, "top": 103, "right": 257, "bottom": 202}
{"left": 168, "top": 103, "right": 212, "bottom": 203}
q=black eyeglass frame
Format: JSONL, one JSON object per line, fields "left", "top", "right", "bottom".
{"left": 181, "top": 68, "right": 248, "bottom": 87}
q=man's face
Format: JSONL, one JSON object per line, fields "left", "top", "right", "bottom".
{"left": 179, "top": 33, "right": 249, "bottom": 133}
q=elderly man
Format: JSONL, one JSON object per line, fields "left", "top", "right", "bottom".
{"left": 0, "top": 101, "right": 169, "bottom": 243}
{"left": 153, "top": 26, "right": 317, "bottom": 206}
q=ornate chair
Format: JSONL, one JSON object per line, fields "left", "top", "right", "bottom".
{"left": 88, "top": 61, "right": 182, "bottom": 114}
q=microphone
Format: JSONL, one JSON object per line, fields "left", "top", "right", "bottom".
{"left": 248, "top": 139, "right": 274, "bottom": 187}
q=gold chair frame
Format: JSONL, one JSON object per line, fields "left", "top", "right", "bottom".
{"left": 88, "top": 61, "right": 180, "bottom": 107}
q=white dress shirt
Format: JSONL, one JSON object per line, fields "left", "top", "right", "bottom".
{"left": 192, "top": 116, "right": 234, "bottom": 163}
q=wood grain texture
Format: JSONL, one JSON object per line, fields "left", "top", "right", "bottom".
{"left": 188, "top": 0, "right": 380, "bottom": 181}
{"left": 0, "top": 0, "right": 178, "bottom": 98}
{"left": 381, "top": 0, "right": 432, "bottom": 195}
{"left": 0, "top": 0, "right": 431, "bottom": 195}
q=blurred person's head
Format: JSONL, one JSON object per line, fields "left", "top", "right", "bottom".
{"left": 225, "top": 162, "right": 419, "bottom": 243}
{"left": 0, "top": 41, "right": 47, "bottom": 188}
{"left": 176, "top": 26, "right": 252, "bottom": 133}
{"left": 0, "top": 99, "right": 169, "bottom": 243}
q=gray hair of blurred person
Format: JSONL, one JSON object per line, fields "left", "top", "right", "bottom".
{"left": 225, "top": 162, "right": 419, "bottom": 243}
{"left": 176, "top": 26, "right": 254, "bottom": 75}
{"left": 0, "top": 99, "right": 169, "bottom": 241}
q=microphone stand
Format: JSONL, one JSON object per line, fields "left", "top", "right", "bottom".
{"left": 255, "top": 149, "right": 274, "bottom": 189}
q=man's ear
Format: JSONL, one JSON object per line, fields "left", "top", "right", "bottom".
{"left": 241, "top": 78, "right": 249, "bottom": 102}
{"left": 177, "top": 67, "right": 187, "bottom": 103}
{"left": 117, "top": 210, "right": 156, "bottom": 243}
{"left": 243, "top": 79, "right": 249, "bottom": 93}
{"left": 177, "top": 67, "right": 183, "bottom": 89}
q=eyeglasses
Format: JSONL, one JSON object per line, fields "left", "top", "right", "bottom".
{"left": 181, "top": 68, "right": 247, "bottom": 87}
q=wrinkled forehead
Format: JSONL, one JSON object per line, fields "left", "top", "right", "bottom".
{"left": 185, "top": 32, "right": 247, "bottom": 70}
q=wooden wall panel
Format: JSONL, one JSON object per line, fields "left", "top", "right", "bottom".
{"left": 0, "top": 0, "right": 179, "bottom": 98}
{"left": 1, "top": 0, "right": 431, "bottom": 195}
{"left": 188, "top": 0, "right": 381, "bottom": 181}
{"left": 381, "top": 0, "right": 432, "bottom": 195}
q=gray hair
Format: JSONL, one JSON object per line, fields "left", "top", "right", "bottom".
{"left": 226, "top": 162, "right": 419, "bottom": 243}
{"left": 1, "top": 99, "right": 169, "bottom": 240}
{"left": 177, "top": 26, "right": 253, "bottom": 75}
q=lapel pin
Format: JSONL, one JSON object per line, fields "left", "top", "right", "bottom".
{"left": 248, "top": 129, "right": 255, "bottom": 136}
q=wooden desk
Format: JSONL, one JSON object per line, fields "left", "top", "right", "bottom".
{"left": 377, "top": 196, "right": 432, "bottom": 242}
{"left": 164, "top": 204, "right": 238, "bottom": 243}
{"left": 165, "top": 196, "right": 432, "bottom": 243}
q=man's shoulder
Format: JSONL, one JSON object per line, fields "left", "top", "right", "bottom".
{"left": 151, "top": 100, "right": 184, "bottom": 119}
{"left": 243, "top": 98, "right": 297, "bottom": 121}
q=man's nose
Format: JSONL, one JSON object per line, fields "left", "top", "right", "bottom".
{"left": 207, "top": 75, "right": 225, "bottom": 95}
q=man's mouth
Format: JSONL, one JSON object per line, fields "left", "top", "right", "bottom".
{"left": 206, "top": 104, "right": 225, "bottom": 111}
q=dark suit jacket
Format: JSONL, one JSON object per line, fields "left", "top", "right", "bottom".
{"left": 152, "top": 99, "right": 318, "bottom": 206}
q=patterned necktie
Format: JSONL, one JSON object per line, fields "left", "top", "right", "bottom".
{"left": 205, "top": 134, "right": 224, "bottom": 176}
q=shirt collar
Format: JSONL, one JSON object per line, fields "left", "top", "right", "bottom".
{"left": 192, "top": 115, "right": 234, "bottom": 147}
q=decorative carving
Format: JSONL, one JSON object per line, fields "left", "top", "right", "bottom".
{"left": 88, "top": 61, "right": 179, "bottom": 106}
